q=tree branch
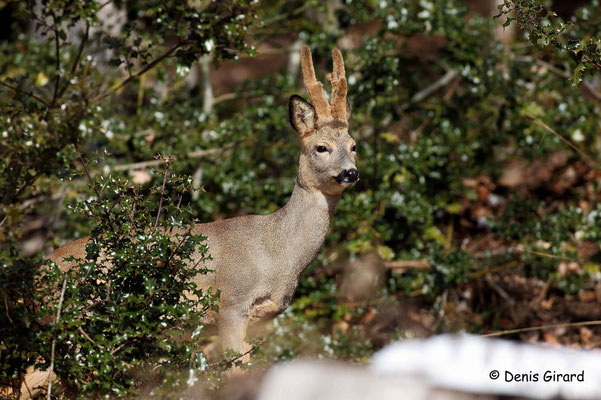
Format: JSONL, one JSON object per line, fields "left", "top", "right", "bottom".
{"left": 401, "top": 69, "right": 459, "bottom": 112}
{"left": 484, "top": 320, "right": 601, "bottom": 337}
{"left": 74, "top": 142, "right": 102, "bottom": 200}
{"left": 58, "top": 22, "right": 90, "bottom": 98}
{"left": 94, "top": 0, "right": 113, "bottom": 16}
{"left": 0, "top": 80, "right": 48, "bottom": 106}
{"left": 90, "top": 40, "right": 188, "bottom": 104}
{"left": 51, "top": 12, "right": 61, "bottom": 107}
{"left": 106, "top": 141, "right": 238, "bottom": 173}
{"left": 527, "top": 116, "right": 598, "bottom": 169}
{"left": 154, "top": 158, "right": 172, "bottom": 229}
{"left": 47, "top": 277, "right": 68, "bottom": 400}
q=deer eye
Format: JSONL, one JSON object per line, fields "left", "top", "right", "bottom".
{"left": 316, "top": 145, "right": 328, "bottom": 153}
{"left": 351, "top": 145, "right": 356, "bottom": 152}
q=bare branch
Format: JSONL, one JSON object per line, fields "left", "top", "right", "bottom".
{"left": 51, "top": 12, "right": 61, "bottom": 106}
{"left": 165, "top": 229, "right": 193, "bottom": 266}
{"left": 108, "top": 141, "right": 238, "bottom": 172}
{"left": 383, "top": 259, "right": 431, "bottom": 272}
{"left": 401, "top": 69, "right": 459, "bottom": 112}
{"left": 58, "top": 22, "right": 90, "bottom": 98}
{"left": 187, "top": 141, "right": 238, "bottom": 158}
{"left": 112, "top": 159, "right": 165, "bottom": 171}
{"left": 90, "top": 40, "right": 188, "bottom": 104}
{"left": 0, "top": 80, "right": 49, "bottom": 106}
{"left": 207, "top": 343, "right": 258, "bottom": 369}
{"left": 484, "top": 320, "right": 601, "bottom": 337}
{"left": 515, "top": 56, "right": 601, "bottom": 102}
{"left": 74, "top": 142, "right": 102, "bottom": 200}
{"left": 79, "top": 326, "right": 104, "bottom": 349}
{"left": 154, "top": 158, "right": 172, "bottom": 229}
{"left": 94, "top": 0, "right": 113, "bottom": 16}
{"left": 200, "top": 53, "right": 214, "bottom": 114}
{"left": 47, "top": 277, "right": 68, "bottom": 400}
{"left": 528, "top": 116, "right": 598, "bottom": 169}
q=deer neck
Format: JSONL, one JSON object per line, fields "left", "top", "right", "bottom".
{"left": 274, "top": 179, "right": 340, "bottom": 274}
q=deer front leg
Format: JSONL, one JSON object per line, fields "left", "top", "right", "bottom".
{"left": 218, "top": 308, "right": 249, "bottom": 363}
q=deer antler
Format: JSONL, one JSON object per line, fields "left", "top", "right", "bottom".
{"left": 327, "top": 48, "right": 347, "bottom": 122}
{"left": 300, "top": 45, "right": 348, "bottom": 125}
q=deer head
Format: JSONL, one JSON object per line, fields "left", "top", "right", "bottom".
{"left": 289, "top": 45, "right": 358, "bottom": 197}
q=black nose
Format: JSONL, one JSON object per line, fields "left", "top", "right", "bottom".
{"left": 343, "top": 168, "right": 359, "bottom": 182}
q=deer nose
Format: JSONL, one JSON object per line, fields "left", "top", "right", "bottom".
{"left": 343, "top": 168, "right": 359, "bottom": 182}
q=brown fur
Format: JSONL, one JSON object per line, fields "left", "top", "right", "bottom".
{"left": 47, "top": 47, "right": 357, "bottom": 358}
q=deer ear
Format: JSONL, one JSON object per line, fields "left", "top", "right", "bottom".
{"left": 289, "top": 95, "right": 316, "bottom": 136}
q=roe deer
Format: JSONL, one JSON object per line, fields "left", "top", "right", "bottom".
{"left": 48, "top": 45, "right": 358, "bottom": 357}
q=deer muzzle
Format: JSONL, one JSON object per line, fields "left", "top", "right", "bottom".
{"left": 336, "top": 168, "right": 359, "bottom": 185}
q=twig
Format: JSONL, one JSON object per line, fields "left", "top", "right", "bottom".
{"left": 108, "top": 142, "right": 238, "bottom": 172}
{"left": 112, "top": 159, "right": 165, "bottom": 172}
{"left": 175, "top": 188, "right": 184, "bottom": 210}
{"left": 81, "top": 298, "right": 108, "bottom": 313}
{"left": 0, "top": 80, "right": 49, "bottom": 105}
{"left": 4, "top": 295, "right": 13, "bottom": 323}
{"left": 110, "top": 342, "right": 126, "bottom": 356}
{"left": 79, "top": 326, "right": 104, "bottom": 348}
{"left": 399, "top": 69, "right": 459, "bottom": 112}
{"left": 74, "top": 142, "right": 102, "bottom": 200}
{"left": 485, "top": 275, "right": 514, "bottom": 304}
{"left": 527, "top": 116, "right": 598, "bottom": 169}
{"left": 129, "top": 191, "right": 138, "bottom": 232}
{"left": 90, "top": 40, "right": 187, "bottom": 104}
{"left": 51, "top": 12, "right": 61, "bottom": 107}
{"left": 212, "top": 92, "right": 238, "bottom": 104}
{"left": 74, "top": 142, "right": 122, "bottom": 239}
{"left": 261, "top": 2, "right": 312, "bottom": 26}
{"left": 58, "top": 22, "right": 89, "bottom": 98}
{"left": 187, "top": 141, "right": 237, "bottom": 158}
{"left": 473, "top": 244, "right": 578, "bottom": 261}
{"left": 47, "top": 277, "right": 68, "bottom": 400}
{"left": 200, "top": 53, "right": 214, "bottom": 114}
{"left": 167, "top": 189, "right": 187, "bottom": 235}
{"left": 14, "top": 170, "right": 44, "bottom": 200}
{"left": 484, "top": 320, "right": 601, "bottom": 337}
{"left": 383, "top": 259, "right": 431, "bottom": 271}
{"left": 106, "top": 279, "right": 111, "bottom": 302}
{"left": 520, "top": 248, "right": 575, "bottom": 261}
{"left": 468, "top": 260, "right": 521, "bottom": 279}
{"left": 515, "top": 56, "right": 601, "bottom": 102}
{"left": 94, "top": 0, "right": 113, "bottom": 15}
{"left": 207, "top": 344, "right": 257, "bottom": 369}
{"left": 154, "top": 159, "right": 171, "bottom": 229}
{"left": 165, "top": 229, "right": 192, "bottom": 266}
{"left": 531, "top": 279, "right": 552, "bottom": 306}
{"left": 544, "top": 60, "right": 601, "bottom": 100}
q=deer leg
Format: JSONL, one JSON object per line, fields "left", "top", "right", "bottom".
{"left": 218, "top": 309, "right": 248, "bottom": 358}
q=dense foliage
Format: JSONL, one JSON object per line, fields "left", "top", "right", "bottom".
{"left": 2, "top": 0, "right": 601, "bottom": 397}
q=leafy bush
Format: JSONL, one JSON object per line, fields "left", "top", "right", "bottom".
{"left": 3, "top": 158, "right": 219, "bottom": 398}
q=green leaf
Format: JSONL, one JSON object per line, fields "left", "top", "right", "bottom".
{"left": 571, "top": 63, "right": 585, "bottom": 86}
